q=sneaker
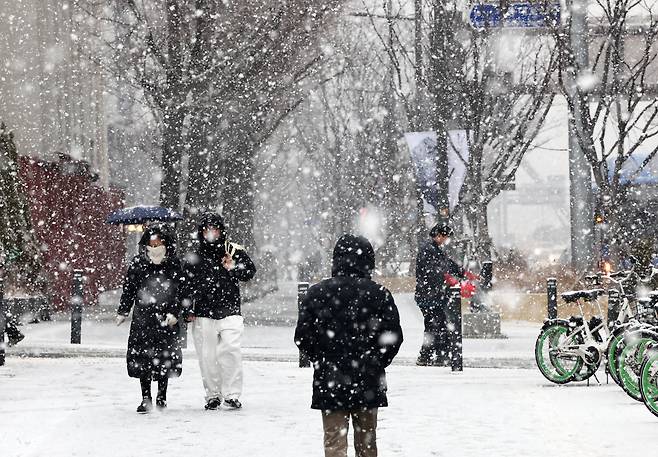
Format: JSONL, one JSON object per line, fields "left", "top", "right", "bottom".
{"left": 156, "top": 398, "right": 167, "bottom": 410}
{"left": 137, "top": 398, "right": 153, "bottom": 414}
{"left": 223, "top": 398, "right": 242, "bottom": 410}
{"left": 204, "top": 398, "right": 222, "bottom": 410}
{"left": 8, "top": 333, "right": 25, "bottom": 347}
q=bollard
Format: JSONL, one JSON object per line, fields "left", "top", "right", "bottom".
{"left": 179, "top": 321, "right": 188, "bottom": 349}
{"left": 447, "top": 285, "right": 463, "bottom": 372}
{"left": 470, "top": 260, "right": 493, "bottom": 313}
{"left": 480, "top": 261, "right": 493, "bottom": 292}
{"left": 70, "top": 269, "right": 84, "bottom": 344}
{"left": 0, "top": 276, "right": 5, "bottom": 366}
{"left": 607, "top": 289, "right": 620, "bottom": 325}
{"left": 547, "top": 278, "right": 558, "bottom": 320}
{"left": 297, "top": 282, "right": 310, "bottom": 368}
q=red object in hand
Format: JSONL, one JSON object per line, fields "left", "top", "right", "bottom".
{"left": 460, "top": 281, "right": 477, "bottom": 298}
{"left": 464, "top": 271, "right": 480, "bottom": 281}
{"left": 443, "top": 273, "right": 460, "bottom": 287}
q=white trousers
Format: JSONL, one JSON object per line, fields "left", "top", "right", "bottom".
{"left": 192, "top": 315, "right": 244, "bottom": 401}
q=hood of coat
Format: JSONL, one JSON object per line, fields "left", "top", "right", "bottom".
{"left": 197, "top": 212, "right": 227, "bottom": 258}
{"left": 331, "top": 234, "right": 375, "bottom": 279}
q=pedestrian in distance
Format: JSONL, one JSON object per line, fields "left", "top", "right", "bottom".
{"left": 116, "top": 225, "right": 185, "bottom": 414}
{"left": 0, "top": 245, "right": 25, "bottom": 347}
{"left": 295, "top": 234, "right": 403, "bottom": 457}
{"left": 415, "top": 222, "right": 477, "bottom": 366}
{"left": 182, "top": 212, "right": 256, "bottom": 411}
{"left": 2, "top": 312, "right": 25, "bottom": 347}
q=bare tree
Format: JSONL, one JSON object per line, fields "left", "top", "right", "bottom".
{"left": 548, "top": 0, "right": 658, "bottom": 259}
{"left": 289, "top": 15, "right": 415, "bottom": 266}
{"left": 362, "top": 0, "right": 557, "bottom": 263}
{"left": 76, "top": 0, "right": 343, "bottom": 248}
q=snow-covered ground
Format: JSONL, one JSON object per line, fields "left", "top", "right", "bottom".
{"left": 7, "top": 286, "right": 539, "bottom": 367}
{"left": 3, "top": 286, "right": 657, "bottom": 455}
{"left": 1, "top": 357, "right": 656, "bottom": 457}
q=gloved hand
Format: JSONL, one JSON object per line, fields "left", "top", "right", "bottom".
{"left": 464, "top": 271, "right": 480, "bottom": 281}
{"left": 164, "top": 313, "right": 178, "bottom": 327}
{"left": 461, "top": 281, "right": 477, "bottom": 299}
{"left": 443, "top": 273, "right": 460, "bottom": 287}
{"left": 116, "top": 315, "right": 126, "bottom": 326}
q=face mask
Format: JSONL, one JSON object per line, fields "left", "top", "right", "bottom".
{"left": 204, "top": 229, "right": 221, "bottom": 243}
{"left": 147, "top": 245, "right": 167, "bottom": 264}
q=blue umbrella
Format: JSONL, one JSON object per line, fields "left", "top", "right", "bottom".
{"left": 105, "top": 206, "right": 184, "bottom": 225}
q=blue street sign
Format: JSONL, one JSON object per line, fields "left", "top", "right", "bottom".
{"left": 469, "top": 2, "right": 560, "bottom": 29}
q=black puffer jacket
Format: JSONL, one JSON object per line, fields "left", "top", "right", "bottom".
{"left": 182, "top": 213, "right": 256, "bottom": 320}
{"left": 118, "top": 226, "right": 184, "bottom": 380}
{"left": 294, "top": 234, "right": 403, "bottom": 411}
{"left": 415, "top": 239, "right": 465, "bottom": 305}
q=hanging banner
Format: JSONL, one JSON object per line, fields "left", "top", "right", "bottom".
{"left": 447, "top": 130, "right": 470, "bottom": 211}
{"left": 405, "top": 132, "right": 441, "bottom": 212}
{"left": 405, "top": 130, "right": 470, "bottom": 212}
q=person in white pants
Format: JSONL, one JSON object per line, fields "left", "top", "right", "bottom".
{"left": 192, "top": 314, "right": 244, "bottom": 404}
{"left": 182, "top": 212, "right": 256, "bottom": 410}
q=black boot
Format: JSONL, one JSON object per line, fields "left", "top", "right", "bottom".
{"left": 416, "top": 354, "right": 431, "bottom": 366}
{"left": 137, "top": 398, "right": 153, "bottom": 414}
{"left": 156, "top": 378, "right": 168, "bottom": 409}
{"left": 7, "top": 331, "right": 25, "bottom": 347}
{"left": 417, "top": 342, "right": 433, "bottom": 366}
{"left": 138, "top": 376, "right": 153, "bottom": 413}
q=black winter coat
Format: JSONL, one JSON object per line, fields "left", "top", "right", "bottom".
{"left": 294, "top": 234, "right": 403, "bottom": 411}
{"left": 118, "top": 255, "right": 185, "bottom": 380}
{"left": 182, "top": 216, "right": 257, "bottom": 321}
{"left": 415, "top": 239, "right": 465, "bottom": 305}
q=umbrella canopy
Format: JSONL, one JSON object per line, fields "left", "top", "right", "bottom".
{"left": 105, "top": 206, "right": 183, "bottom": 225}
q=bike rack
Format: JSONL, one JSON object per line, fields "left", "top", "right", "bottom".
{"left": 547, "top": 278, "right": 558, "bottom": 320}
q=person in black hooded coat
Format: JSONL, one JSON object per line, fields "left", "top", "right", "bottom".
{"left": 116, "top": 225, "right": 185, "bottom": 414}
{"left": 294, "top": 234, "right": 403, "bottom": 457}
{"left": 182, "top": 212, "right": 256, "bottom": 410}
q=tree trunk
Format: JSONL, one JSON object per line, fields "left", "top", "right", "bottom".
{"left": 475, "top": 201, "right": 492, "bottom": 262}
{"left": 222, "top": 142, "right": 256, "bottom": 251}
{"left": 159, "top": 109, "right": 186, "bottom": 210}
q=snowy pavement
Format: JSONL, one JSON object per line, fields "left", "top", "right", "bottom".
{"left": 5, "top": 287, "right": 539, "bottom": 367}
{"left": 1, "top": 357, "right": 656, "bottom": 457}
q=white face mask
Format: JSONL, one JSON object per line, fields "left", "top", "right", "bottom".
{"left": 203, "top": 228, "right": 221, "bottom": 243}
{"left": 147, "top": 245, "right": 167, "bottom": 264}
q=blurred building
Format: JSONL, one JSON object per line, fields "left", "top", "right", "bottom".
{"left": 0, "top": 1, "right": 110, "bottom": 188}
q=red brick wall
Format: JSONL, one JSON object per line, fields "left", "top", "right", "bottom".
{"left": 18, "top": 156, "right": 126, "bottom": 310}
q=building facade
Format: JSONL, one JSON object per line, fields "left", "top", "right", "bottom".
{"left": 0, "top": 0, "right": 109, "bottom": 188}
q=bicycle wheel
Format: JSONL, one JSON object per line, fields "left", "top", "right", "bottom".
{"left": 639, "top": 347, "right": 658, "bottom": 418}
{"left": 616, "top": 329, "right": 658, "bottom": 401}
{"left": 535, "top": 322, "right": 583, "bottom": 384}
{"left": 607, "top": 324, "right": 638, "bottom": 386}
{"left": 572, "top": 350, "right": 601, "bottom": 382}
{"left": 572, "top": 321, "right": 604, "bottom": 382}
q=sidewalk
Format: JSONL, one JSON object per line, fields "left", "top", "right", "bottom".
{"left": 4, "top": 282, "right": 541, "bottom": 368}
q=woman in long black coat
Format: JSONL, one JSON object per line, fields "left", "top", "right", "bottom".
{"left": 116, "top": 225, "right": 185, "bottom": 413}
